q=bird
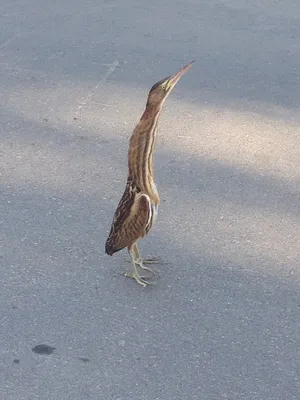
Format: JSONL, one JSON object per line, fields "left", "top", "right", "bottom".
{"left": 105, "top": 61, "right": 194, "bottom": 286}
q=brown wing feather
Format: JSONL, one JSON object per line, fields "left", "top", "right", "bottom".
{"left": 105, "top": 185, "right": 151, "bottom": 255}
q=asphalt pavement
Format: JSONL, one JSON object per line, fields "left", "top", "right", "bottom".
{"left": 0, "top": 0, "right": 300, "bottom": 399}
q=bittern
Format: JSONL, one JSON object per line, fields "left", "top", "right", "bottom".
{"left": 105, "top": 61, "right": 194, "bottom": 286}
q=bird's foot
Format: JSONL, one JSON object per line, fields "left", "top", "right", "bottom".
{"left": 124, "top": 271, "right": 156, "bottom": 287}
{"left": 136, "top": 261, "right": 156, "bottom": 275}
{"left": 124, "top": 258, "right": 160, "bottom": 275}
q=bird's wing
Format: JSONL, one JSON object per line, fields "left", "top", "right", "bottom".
{"left": 105, "top": 190, "right": 151, "bottom": 255}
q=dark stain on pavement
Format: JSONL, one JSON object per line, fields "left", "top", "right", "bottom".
{"left": 78, "top": 357, "right": 90, "bottom": 362}
{"left": 32, "top": 344, "right": 55, "bottom": 355}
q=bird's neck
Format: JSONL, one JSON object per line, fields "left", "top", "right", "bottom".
{"left": 141, "top": 102, "right": 160, "bottom": 120}
{"left": 127, "top": 105, "right": 161, "bottom": 204}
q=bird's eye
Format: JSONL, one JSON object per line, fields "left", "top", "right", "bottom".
{"left": 161, "top": 83, "right": 168, "bottom": 91}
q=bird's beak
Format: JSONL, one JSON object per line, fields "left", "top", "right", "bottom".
{"left": 167, "top": 61, "right": 194, "bottom": 90}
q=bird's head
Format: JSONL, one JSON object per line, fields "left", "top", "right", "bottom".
{"left": 146, "top": 61, "right": 194, "bottom": 107}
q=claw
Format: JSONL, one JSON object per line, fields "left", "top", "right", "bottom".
{"left": 124, "top": 271, "right": 156, "bottom": 287}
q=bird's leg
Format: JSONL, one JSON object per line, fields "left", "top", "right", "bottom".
{"left": 133, "top": 243, "right": 157, "bottom": 274}
{"left": 124, "top": 243, "right": 160, "bottom": 272}
{"left": 124, "top": 247, "right": 155, "bottom": 287}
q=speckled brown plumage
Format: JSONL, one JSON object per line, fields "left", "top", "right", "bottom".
{"left": 105, "top": 178, "right": 154, "bottom": 255}
{"left": 105, "top": 61, "right": 194, "bottom": 286}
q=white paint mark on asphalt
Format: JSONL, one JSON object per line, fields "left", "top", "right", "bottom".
{"left": 75, "top": 60, "right": 119, "bottom": 117}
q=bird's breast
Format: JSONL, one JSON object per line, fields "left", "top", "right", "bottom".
{"left": 148, "top": 182, "right": 160, "bottom": 205}
{"left": 144, "top": 202, "right": 158, "bottom": 235}
{"left": 151, "top": 204, "right": 158, "bottom": 223}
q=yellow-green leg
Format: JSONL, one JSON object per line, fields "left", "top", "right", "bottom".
{"left": 124, "top": 246, "right": 155, "bottom": 287}
{"left": 132, "top": 243, "right": 158, "bottom": 274}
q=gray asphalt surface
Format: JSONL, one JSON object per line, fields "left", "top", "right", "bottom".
{"left": 1, "top": 1, "right": 300, "bottom": 399}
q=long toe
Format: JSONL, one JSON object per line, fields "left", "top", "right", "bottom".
{"left": 137, "top": 263, "right": 156, "bottom": 275}
{"left": 124, "top": 271, "right": 155, "bottom": 287}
